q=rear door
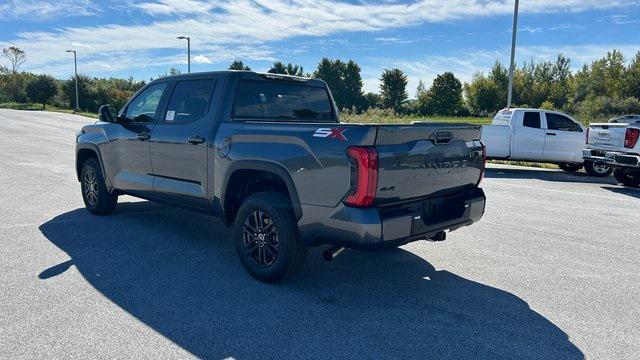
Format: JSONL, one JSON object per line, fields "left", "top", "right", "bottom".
{"left": 148, "top": 76, "right": 221, "bottom": 209}
{"left": 511, "top": 111, "right": 545, "bottom": 160}
{"left": 542, "top": 112, "right": 584, "bottom": 162}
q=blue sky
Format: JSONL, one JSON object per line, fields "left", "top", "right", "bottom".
{"left": 1, "top": 0, "right": 639, "bottom": 95}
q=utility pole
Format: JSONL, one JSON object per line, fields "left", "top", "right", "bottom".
{"left": 507, "top": 0, "right": 519, "bottom": 108}
{"left": 177, "top": 36, "right": 191, "bottom": 73}
{"left": 66, "top": 50, "right": 79, "bottom": 111}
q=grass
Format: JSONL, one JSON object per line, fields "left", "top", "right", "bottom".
{"left": 340, "top": 109, "right": 492, "bottom": 125}
{"left": 0, "top": 102, "right": 97, "bottom": 119}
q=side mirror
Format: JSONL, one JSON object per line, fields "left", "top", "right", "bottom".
{"left": 98, "top": 105, "right": 118, "bottom": 123}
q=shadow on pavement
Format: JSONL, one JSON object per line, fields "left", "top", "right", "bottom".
{"left": 485, "top": 166, "right": 617, "bottom": 185}
{"left": 601, "top": 185, "right": 640, "bottom": 199}
{"left": 39, "top": 201, "right": 583, "bottom": 359}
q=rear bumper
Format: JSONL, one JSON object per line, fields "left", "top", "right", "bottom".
{"left": 583, "top": 149, "right": 640, "bottom": 168}
{"left": 298, "top": 188, "right": 486, "bottom": 250}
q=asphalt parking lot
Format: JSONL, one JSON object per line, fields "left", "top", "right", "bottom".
{"left": 0, "top": 109, "right": 639, "bottom": 359}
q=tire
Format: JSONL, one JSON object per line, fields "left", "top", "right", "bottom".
{"left": 80, "top": 158, "right": 118, "bottom": 215}
{"left": 558, "top": 163, "right": 583, "bottom": 172}
{"left": 613, "top": 168, "right": 640, "bottom": 187}
{"left": 584, "top": 161, "right": 612, "bottom": 177}
{"left": 234, "top": 191, "right": 307, "bottom": 283}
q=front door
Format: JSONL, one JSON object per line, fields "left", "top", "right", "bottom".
{"left": 149, "top": 77, "right": 219, "bottom": 209}
{"left": 511, "top": 111, "right": 545, "bottom": 160}
{"left": 542, "top": 112, "right": 584, "bottom": 163}
{"left": 107, "top": 82, "right": 168, "bottom": 193}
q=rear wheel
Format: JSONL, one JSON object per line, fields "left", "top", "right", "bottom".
{"left": 234, "top": 192, "right": 307, "bottom": 283}
{"left": 558, "top": 163, "right": 583, "bottom": 172}
{"left": 80, "top": 158, "right": 118, "bottom": 215}
{"left": 584, "top": 161, "right": 612, "bottom": 177}
{"left": 613, "top": 168, "right": 640, "bottom": 187}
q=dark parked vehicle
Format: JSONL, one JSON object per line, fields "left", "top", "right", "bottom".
{"left": 76, "top": 71, "right": 486, "bottom": 282}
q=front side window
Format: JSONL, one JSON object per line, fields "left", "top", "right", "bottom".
{"left": 164, "top": 79, "right": 216, "bottom": 123}
{"left": 523, "top": 112, "right": 541, "bottom": 129}
{"left": 125, "top": 83, "right": 167, "bottom": 123}
{"left": 546, "top": 113, "right": 582, "bottom": 132}
{"left": 233, "top": 80, "right": 334, "bottom": 122}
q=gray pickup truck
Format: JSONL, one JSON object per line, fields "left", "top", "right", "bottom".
{"left": 76, "top": 71, "right": 486, "bottom": 282}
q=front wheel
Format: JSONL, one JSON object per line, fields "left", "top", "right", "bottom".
{"left": 234, "top": 192, "right": 307, "bottom": 283}
{"left": 80, "top": 158, "right": 118, "bottom": 215}
{"left": 613, "top": 168, "right": 640, "bottom": 187}
{"left": 558, "top": 163, "right": 583, "bottom": 172}
{"left": 584, "top": 161, "right": 612, "bottom": 177}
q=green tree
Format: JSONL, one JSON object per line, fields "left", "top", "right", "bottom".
{"left": 25, "top": 74, "right": 58, "bottom": 109}
{"left": 415, "top": 79, "right": 426, "bottom": 98}
{"left": 268, "top": 61, "right": 304, "bottom": 76}
{"left": 624, "top": 52, "right": 640, "bottom": 99}
{"left": 421, "top": 72, "right": 464, "bottom": 115}
{"left": 2, "top": 46, "right": 26, "bottom": 73}
{"left": 228, "top": 60, "right": 251, "bottom": 71}
{"left": 464, "top": 73, "right": 502, "bottom": 116}
{"left": 379, "top": 68, "right": 408, "bottom": 112}
{"left": 341, "top": 60, "right": 365, "bottom": 111}
{"left": 313, "top": 58, "right": 365, "bottom": 111}
{"left": 363, "top": 92, "right": 382, "bottom": 109}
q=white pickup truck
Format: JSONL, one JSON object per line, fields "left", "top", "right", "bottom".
{"left": 482, "top": 108, "right": 612, "bottom": 177}
{"left": 583, "top": 121, "right": 640, "bottom": 187}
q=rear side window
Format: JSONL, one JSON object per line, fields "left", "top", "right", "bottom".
{"left": 546, "top": 113, "right": 582, "bottom": 132}
{"left": 233, "top": 80, "right": 334, "bottom": 122}
{"left": 164, "top": 79, "right": 216, "bottom": 123}
{"left": 523, "top": 112, "right": 541, "bottom": 128}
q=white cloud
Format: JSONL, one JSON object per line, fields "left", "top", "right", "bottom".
{"left": 374, "top": 37, "right": 415, "bottom": 44}
{"left": 3, "top": 0, "right": 639, "bottom": 77}
{"left": 0, "top": 0, "right": 98, "bottom": 20}
{"left": 134, "top": 0, "right": 220, "bottom": 15}
{"left": 192, "top": 55, "right": 212, "bottom": 64}
{"left": 519, "top": 27, "right": 543, "bottom": 34}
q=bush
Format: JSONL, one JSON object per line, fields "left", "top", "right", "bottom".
{"left": 26, "top": 74, "right": 58, "bottom": 109}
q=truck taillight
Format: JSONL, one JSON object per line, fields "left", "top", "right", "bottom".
{"left": 477, "top": 142, "right": 486, "bottom": 186}
{"left": 344, "top": 146, "right": 378, "bottom": 208}
{"left": 624, "top": 128, "right": 639, "bottom": 149}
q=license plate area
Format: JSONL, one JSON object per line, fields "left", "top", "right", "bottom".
{"left": 421, "top": 196, "right": 466, "bottom": 226}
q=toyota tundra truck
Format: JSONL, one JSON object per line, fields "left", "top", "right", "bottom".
{"left": 583, "top": 121, "right": 640, "bottom": 187}
{"left": 75, "top": 71, "right": 486, "bottom": 282}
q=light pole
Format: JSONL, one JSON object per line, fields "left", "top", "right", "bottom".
{"left": 66, "top": 50, "right": 79, "bottom": 111}
{"left": 507, "top": 0, "right": 519, "bottom": 108}
{"left": 177, "top": 36, "right": 191, "bottom": 73}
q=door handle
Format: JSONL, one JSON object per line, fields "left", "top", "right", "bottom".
{"left": 137, "top": 132, "right": 150, "bottom": 141}
{"left": 546, "top": 132, "right": 557, "bottom": 136}
{"left": 187, "top": 135, "right": 205, "bottom": 145}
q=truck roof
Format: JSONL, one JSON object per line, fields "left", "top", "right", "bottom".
{"left": 153, "top": 70, "right": 327, "bottom": 87}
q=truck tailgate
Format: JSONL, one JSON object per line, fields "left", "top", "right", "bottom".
{"left": 373, "top": 123, "right": 484, "bottom": 205}
{"left": 587, "top": 123, "right": 628, "bottom": 149}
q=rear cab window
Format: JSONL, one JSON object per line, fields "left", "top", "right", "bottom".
{"left": 164, "top": 79, "right": 216, "bottom": 123}
{"left": 232, "top": 80, "right": 335, "bottom": 122}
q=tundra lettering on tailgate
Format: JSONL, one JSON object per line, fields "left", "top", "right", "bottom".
{"left": 423, "top": 160, "right": 468, "bottom": 175}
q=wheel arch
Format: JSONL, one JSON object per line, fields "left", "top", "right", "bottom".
{"left": 220, "top": 160, "right": 302, "bottom": 226}
{"left": 76, "top": 144, "right": 110, "bottom": 187}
